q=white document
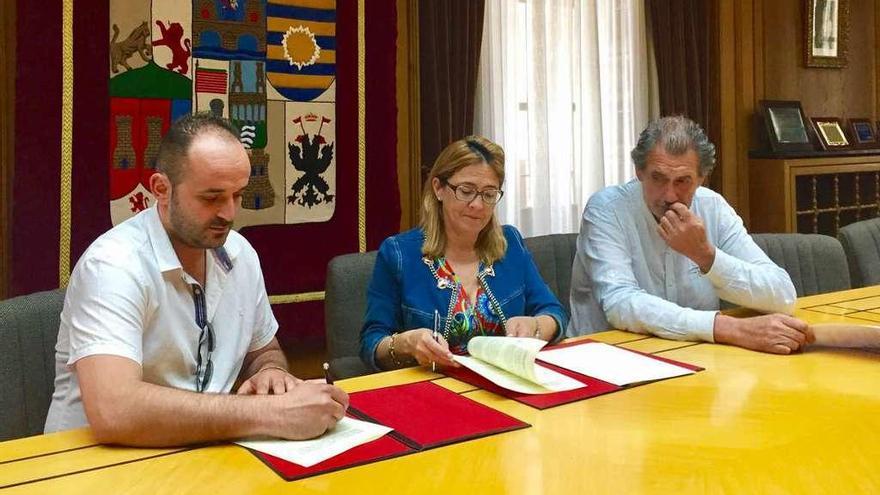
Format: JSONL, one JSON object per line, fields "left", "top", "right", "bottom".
{"left": 452, "top": 336, "right": 585, "bottom": 394}
{"left": 537, "top": 342, "right": 694, "bottom": 386}
{"left": 811, "top": 323, "right": 880, "bottom": 348}
{"left": 235, "top": 417, "right": 392, "bottom": 468}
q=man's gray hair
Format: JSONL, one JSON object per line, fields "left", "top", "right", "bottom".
{"left": 631, "top": 116, "right": 716, "bottom": 176}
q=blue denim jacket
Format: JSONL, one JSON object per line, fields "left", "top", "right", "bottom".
{"left": 359, "top": 225, "right": 568, "bottom": 371}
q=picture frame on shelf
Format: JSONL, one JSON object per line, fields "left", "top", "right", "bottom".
{"left": 811, "top": 117, "right": 850, "bottom": 150}
{"left": 759, "top": 100, "right": 815, "bottom": 152}
{"left": 847, "top": 118, "right": 876, "bottom": 147}
{"left": 804, "top": 0, "right": 849, "bottom": 68}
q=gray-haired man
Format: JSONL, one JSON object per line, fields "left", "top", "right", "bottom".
{"left": 568, "top": 116, "right": 814, "bottom": 354}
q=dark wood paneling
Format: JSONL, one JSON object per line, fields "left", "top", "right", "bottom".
{"left": 762, "top": 0, "right": 876, "bottom": 122}
{"left": 720, "top": 0, "right": 878, "bottom": 228}
{"left": 0, "top": 0, "right": 15, "bottom": 300}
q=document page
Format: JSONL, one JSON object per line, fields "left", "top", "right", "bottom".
{"left": 467, "top": 336, "right": 544, "bottom": 382}
{"left": 538, "top": 342, "right": 694, "bottom": 386}
{"left": 811, "top": 323, "right": 880, "bottom": 348}
{"left": 453, "top": 337, "right": 585, "bottom": 394}
{"left": 235, "top": 417, "right": 393, "bottom": 468}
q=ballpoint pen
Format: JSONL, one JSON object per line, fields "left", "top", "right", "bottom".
{"left": 322, "top": 362, "right": 334, "bottom": 385}
{"left": 432, "top": 310, "right": 440, "bottom": 372}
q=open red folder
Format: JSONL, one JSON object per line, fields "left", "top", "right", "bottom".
{"left": 443, "top": 339, "right": 704, "bottom": 410}
{"left": 250, "top": 380, "right": 529, "bottom": 481}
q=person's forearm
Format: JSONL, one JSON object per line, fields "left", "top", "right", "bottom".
{"left": 535, "top": 315, "right": 558, "bottom": 340}
{"left": 706, "top": 249, "right": 797, "bottom": 314}
{"left": 604, "top": 288, "right": 716, "bottom": 342}
{"left": 238, "top": 338, "right": 289, "bottom": 382}
{"left": 240, "top": 347, "right": 288, "bottom": 380}
{"left": 712, "top": 314, "right": 741, "bottom": 345}
{"left": 86, "top": 381, "right": 281, "bottom": 447}
{"left": 374, "top": 334, "right": 413, "bottom": 370}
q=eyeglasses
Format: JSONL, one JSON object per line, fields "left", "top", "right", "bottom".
{"left": 191, "top": 285, "right": 214, "bottom": 393}
{"left": 444, "top": 182, "right": 504, "bottom": 205}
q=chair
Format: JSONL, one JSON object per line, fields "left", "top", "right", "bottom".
{"left": 523, "top": 233, "right": 578, "bottom": 316}
{"left": 751, "top": 233, "right": 850, "bottom": 297}
{"left": 838, "top": 217, "right": 880, "bottom": 288}
{"left": 324, "top": 251, "right": 378, "bottom": 379}
{"left": 0, "top": 288, "right": 65, "bottom": 441}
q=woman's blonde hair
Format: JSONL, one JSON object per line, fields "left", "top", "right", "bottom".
{"left": 420, "top": 135, "right": 507, "bottom": 264}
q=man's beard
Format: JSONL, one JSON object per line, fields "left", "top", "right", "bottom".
{"left": 169, "top": 194, "right": 233, "bottom": 249}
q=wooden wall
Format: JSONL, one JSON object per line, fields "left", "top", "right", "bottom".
{"left": 717, "top": 0, "right": 880, "bottom": 227}
{"left": 762, "top": 0, "right": 876, "bottom": 124}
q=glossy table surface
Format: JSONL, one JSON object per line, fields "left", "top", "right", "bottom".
{"left": 3, "top": 288, "right": 880, "bottom": 493}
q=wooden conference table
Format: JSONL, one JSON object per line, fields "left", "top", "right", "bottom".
{"left": 3, "top": 287, "right": 880, "bottom": 494}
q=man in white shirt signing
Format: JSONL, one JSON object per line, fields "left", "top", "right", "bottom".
{"left": 45, "top": 113, "right": 348, "bottom": 446}
{"left": 567, "top": 116, "right": 814, "bottom": 354}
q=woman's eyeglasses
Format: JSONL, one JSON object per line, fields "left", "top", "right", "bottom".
{"left": 444, "top": 182, "right": 504, "bottom": 205}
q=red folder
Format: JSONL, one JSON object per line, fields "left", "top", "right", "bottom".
{"left": 443, "top": 339, "right": 704, "bottom": 410}
{"left": 250, "top": 381, "right": 529, "bottom": 481}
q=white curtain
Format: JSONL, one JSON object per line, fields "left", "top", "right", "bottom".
{"left": 475, "top": 0, "right": 659, "bottom": 236}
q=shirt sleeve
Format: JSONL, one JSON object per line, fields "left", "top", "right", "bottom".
{"left": 702, "top": 199, "right": 797, "bottom": 315}
{"left": 584, "top": 204, "right": 718, "bottom": 342}
{"left": 65, "top": 256, "right": 147, "bottom": 367}
{"left": 247, "top": 252, "right": 279, "bottom": 352}
{"left": 359, "top": 237, "right": 404, "bottom": 371}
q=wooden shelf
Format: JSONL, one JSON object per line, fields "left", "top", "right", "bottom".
{"left": 749, "top": 155, "right": 880, "bottom": 235}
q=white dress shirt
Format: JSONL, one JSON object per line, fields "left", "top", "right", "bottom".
{"left": 567, "top": 179, "right": 796, "bottom": 341}
{"left": 45, "top": 206, "right": 278, "bottom": 433}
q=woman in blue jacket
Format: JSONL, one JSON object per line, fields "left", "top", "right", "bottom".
{"left": 360, "top": 136, "right": 568, "bottom": 371}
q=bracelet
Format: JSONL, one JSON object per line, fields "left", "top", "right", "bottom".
{"left": 389, "top": 333, "right": 403, "bottom": 367}
{"left": 257, "top": 365, "right": 289, "bottom": 375}
{"left": 533, "top": 317, "right": 541, "bottom": 339}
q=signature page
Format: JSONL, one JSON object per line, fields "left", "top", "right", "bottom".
{"left": 236, "top": 417, "right": 393, "bottom": 468}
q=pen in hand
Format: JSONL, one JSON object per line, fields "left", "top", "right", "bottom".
{"left": 322, "top": 362, "right": 334, "bottom": 385}
{"left": 432, "top": 310, "right": 440, "bottom": 372}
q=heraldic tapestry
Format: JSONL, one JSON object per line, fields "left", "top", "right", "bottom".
{"left": 11, "top": 0, "right": 401, "bottom": 349}
{"left": 108, "top": 0, "right": 338, "bottom": 228}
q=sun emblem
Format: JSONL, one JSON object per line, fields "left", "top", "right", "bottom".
{"left": 281, "top": 25, "right": 321, "bottom": 70}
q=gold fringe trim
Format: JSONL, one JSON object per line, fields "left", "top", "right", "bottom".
{"left": 269, "top": 291, "right": 326, "bottom": 305}
{"left": 357, "top": 0, "right": 366, "bottom": 253}
{"left": 59, "top": 0, "right": 74, "bottom": 287}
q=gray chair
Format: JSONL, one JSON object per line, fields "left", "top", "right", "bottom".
{"left": 524, "top": 233, "right": 578, "bottom": 316}
{"left": 324, "top": 251, "right": 378, "bottom": 379}
{"left": 838, "top": 217, "right": 880, "bottom": 288}
{"left": 751, "top": 233, "right": 850, "bottom": 297}
{"left": 0, "top": 288, "right": 65, "bottom": 441}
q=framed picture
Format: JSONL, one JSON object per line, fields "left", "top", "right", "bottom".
{"left": 759, "top": 100, "right": 815, "bottom": 152}
{"left": 811, "top": 117, "right": 850, "bottom": 150}
{"left": 804, "top": 0, "right": 849, "bottom": 68}
{"left": 847, "top": 119, "right": 876, "bottom": 147}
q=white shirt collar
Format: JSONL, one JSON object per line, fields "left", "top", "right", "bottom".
{"left": 143, "top": 206, "right": 239, "bottom": 274}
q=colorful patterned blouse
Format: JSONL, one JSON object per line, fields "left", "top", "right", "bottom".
{"left": 434, "top": 258, "right": 504, "bottom": 354}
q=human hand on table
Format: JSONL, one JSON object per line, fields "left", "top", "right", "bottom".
{"left": 268, "top": 383, "right": 350, "bottom": 439}
{"left": 400, "top": 328, "right": 459, "bottom": 368}
{"left": 505, "top": 316, "right": 543, "bottom": 339}
{"left": 237, "top": 367, "right": 301, "bottom": 395}
{"left": 714, "top": 313, "right": 815, "bottom": 354}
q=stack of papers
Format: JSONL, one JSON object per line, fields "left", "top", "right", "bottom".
{"left": 537, "top": 342, "right": 695, "bottom": 386}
